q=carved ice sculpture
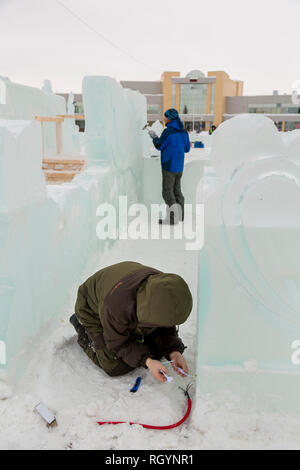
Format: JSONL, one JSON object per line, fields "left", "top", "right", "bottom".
{"left": 196, "top": 114, "right": 300, "bottom": 414}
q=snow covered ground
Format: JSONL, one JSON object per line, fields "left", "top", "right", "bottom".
{"left": 1, "top": 224, "right": 300, "bottom": 450}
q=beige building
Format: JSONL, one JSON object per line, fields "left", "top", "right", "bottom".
{"left": 121, "top": 69, "right": 243, "bottom": 131}
{"left": 60, "top": 69, "right": 300, "bottom": 133}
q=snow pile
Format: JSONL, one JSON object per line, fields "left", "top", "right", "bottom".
{"left": 197, "top": 113, "right": 300, "bottom": 414}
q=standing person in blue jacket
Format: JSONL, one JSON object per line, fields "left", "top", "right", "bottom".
{"left": 148, "top": 109, "right": 190, "bottom": 225}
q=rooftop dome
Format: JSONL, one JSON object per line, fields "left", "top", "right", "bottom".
{"left": 186, "top": 70, "right": 206, "bottom": 79}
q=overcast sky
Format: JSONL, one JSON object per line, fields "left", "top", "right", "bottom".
{"left": 0, "top": 0, "right": 299, "bottom": 95}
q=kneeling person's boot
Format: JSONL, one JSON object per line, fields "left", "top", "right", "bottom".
{"left": 69, "top": 314, "right": 81, "bottom": 333}
{"left": 70, "top": 314, "right": 90, "bottom": 349}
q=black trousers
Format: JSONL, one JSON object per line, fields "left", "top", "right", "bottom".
{"left": 162, "top": 169, "right": 184, "bottom": 221}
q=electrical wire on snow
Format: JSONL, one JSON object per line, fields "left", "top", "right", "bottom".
{"left": 97, "top": 384, "right": 193, "bottom": 430}
{"left": 55, "top": 0, "right": 158, "bottom": 72}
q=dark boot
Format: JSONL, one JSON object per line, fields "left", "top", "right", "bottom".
{"left": 158, "top": 207, "right": 178, "bottom": 225}
{"left": 158, "top": 214, "right": 177, "bottom": 225}
{"left": 69, "top": 314, "right": 81, "bottom": 334}
{"left": 70, "top": 314, "right": 92, "bottom": 351}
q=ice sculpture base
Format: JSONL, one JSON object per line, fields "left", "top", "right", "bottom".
{"left": 194, "top": 366, "right": 300, "bottom": 416}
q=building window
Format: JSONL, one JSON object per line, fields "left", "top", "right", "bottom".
{"left": 249, "top": 103, "right": 300, "bottom": 114}
{"left": 285, "top": 121, "right": 300, "bottom": 131}
{"left": 184, "top": 121, "right": 206, "bottom": 132}
{"left": 180, "top": 84, "right": 207, "bottom": 115}
{"left": 147, "top": 104, "right": 160, "bottom": 115}
{"left": 74, "top": 103, "right": 85, "bottom": 132}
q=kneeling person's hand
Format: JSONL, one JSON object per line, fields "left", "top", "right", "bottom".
{"left": 145, "top": 358, "right": 169, "bottom": 383}
{"left": 169, "top": 351, "right": 189, "bottom": 377}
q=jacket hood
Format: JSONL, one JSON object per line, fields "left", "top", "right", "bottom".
{"left": 136, "top": 273, "right": 193, "bottom": 327}
{"left": 167, "top": 119, "right": 184, "bottom": 132}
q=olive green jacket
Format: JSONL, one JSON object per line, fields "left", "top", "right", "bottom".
{"left": 75, "top": 261, "right": 193, "bottom": 368}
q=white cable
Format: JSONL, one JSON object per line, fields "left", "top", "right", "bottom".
{"left": 55, "top": 0, "right": 158, "bottom": 73}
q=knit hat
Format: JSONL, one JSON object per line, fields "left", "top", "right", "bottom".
{"left": 164, "top": 108, "right": 179, "bottom": 121}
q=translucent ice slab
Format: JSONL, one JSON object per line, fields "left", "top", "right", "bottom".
{"left": 142, "top": 150, "right": 210, "bottom": 207}
{"left": 0, "top": 77, "right": 81, "bottom": 157}
{"left": 83, "top": 76, "right": 147, "bottom": 173}
{"left": 0, "top": 77, "right": 65, "bottom": 121}
{"left": 196, "top": 114, "right": 300, "bottom": 414}
{"left": 0, "top": 77, "right": 147, "bottom": 381}
{"left": 283, "top": 129, "right": 300, "bottom": 164}
{"left": 0, "top": 120, "right": 46, "bottom": 213}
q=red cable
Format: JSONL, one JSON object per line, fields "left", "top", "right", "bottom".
{"left": 97, "top": 396, "right": 191, "bottom": 430}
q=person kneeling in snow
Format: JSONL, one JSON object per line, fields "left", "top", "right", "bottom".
{"left": 70, "top": 261, "right": 193, "bottom": 382}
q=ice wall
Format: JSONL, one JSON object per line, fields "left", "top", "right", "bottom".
{"left": 143, "top": 153, "right": 210, "bottom": 208}
{"left": 0, "top": 77, "right": 80, "bottom": 157}
{"left": 83, "top": 77, "right": 146, "bottom": 167}
{"left": 283, "top": 129, "right": 300, "bottom": 164}
{"left": 196, "top": 114, "right": 300, "bottom": 414}
{"left": 0, "top": 77, "right": 65, "bottom": 120}
{"left": 0, "top": 120, "right": 46, "bottom": 212}
{"left": 0, "top": 77, "right": 146, "bottom": 381}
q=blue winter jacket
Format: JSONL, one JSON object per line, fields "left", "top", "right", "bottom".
{"left": 152, "top": 119, "right": 191, "bottom": 173}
